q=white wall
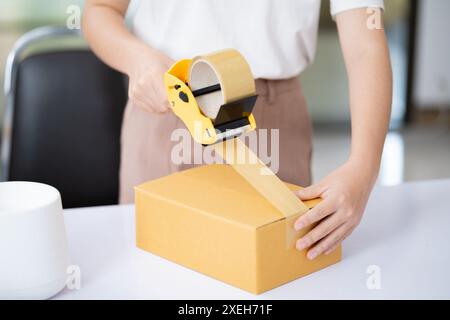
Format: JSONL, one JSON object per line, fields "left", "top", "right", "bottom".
{"left": 414, "top": 0, "right": 450, "bottom": 109}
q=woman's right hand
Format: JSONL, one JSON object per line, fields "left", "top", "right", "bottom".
{"left": 127, "top": 49, "right": 175, "bottom": 113}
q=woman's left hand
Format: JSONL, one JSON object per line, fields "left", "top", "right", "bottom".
{"left": 294, "top": 159, "right": 378, "bottom": 260}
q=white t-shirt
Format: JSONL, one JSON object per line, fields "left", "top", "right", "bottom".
{"left": 132, "top": 0, "right": 384, "bottom": 79}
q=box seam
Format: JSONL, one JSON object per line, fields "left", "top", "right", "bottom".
{"left": 136, "top": 187, "right": 258, "bottom": 231}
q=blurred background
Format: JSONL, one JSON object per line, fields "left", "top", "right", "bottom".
{"left": 0, "top": 0, "right": 449, "bottom": 208}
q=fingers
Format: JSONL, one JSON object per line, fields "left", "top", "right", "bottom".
{"left": 129, "top": 83, "right": 153, "bottom": 111}
{"left": 324, "top": 233, "right": 349, "bottom": 256}
{"left": 296, "top": 182, "right": 325, "bottom": 200}
{"left": 129, "top": 80, "right": 170, "bottom": 113}
{"left": 152, "top": 76, "right": 171, "bottom": 113}
{"left": 137, "top": 77, "right": 167, "bottom": 113}
{"left": 128, "top": 89, "right": 151, "bottom": 112}
{"left": 324, "top": 242, "right": 340, "bottom": 255}
{"left": 296, "top": 213, "right": 343, "bottom": 252}
{"left": 294, "top": 198, "right": 335, "bottom": 231}
{"left": 306, "top": 223, "right": 349, "bottom": 259}
{"left": 128, "top": 59, "right": 172, "bottom": 113}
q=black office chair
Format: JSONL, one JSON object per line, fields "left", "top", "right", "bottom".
{"left": 1, "top": 27, "right": 127, "bottom": 208}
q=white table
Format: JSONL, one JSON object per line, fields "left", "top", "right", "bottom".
{"left": 55, "top": 180, "right": 450, "bottom": 300}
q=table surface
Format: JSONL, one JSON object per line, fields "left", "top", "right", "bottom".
{"left": 56, "top": 179, "right": 450, "bottom": 300}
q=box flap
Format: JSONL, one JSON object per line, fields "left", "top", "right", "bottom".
{"left": 136, "top": 165, "right": 317, "bottom": 229}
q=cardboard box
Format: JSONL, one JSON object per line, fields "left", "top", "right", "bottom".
{"left": 135, "top": 164, "right": 341, "bottom": 294}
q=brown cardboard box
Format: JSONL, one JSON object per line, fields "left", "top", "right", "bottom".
{"left": 135, "top": 164, "right": 341, "bottom": 294}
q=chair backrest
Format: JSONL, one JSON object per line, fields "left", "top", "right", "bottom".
{"left": 1, "top": 27, "right": 127, "bottom": 208}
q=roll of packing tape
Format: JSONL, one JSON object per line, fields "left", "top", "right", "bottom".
{"left": 189, "top": 49, "right": 255, "bottom": 120}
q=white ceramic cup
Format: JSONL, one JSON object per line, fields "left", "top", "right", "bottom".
{"left": 0, "top": 181, "right": 70, "bottom": 299}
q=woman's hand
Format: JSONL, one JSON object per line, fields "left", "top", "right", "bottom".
{"left": 294, "top": 159, "right": 378, "bottom": 260}
{"left": 127, "top": 49, "right": 175, "bottom": 113}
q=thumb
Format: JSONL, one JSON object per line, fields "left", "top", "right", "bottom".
{"left": 296, "top": 183, "right": 324, "bottom": 200}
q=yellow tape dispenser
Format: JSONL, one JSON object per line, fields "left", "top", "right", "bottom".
{"left": 164, "top": 49, "right": 257, "bottom": 145}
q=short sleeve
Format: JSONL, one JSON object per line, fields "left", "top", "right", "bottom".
{"left": 330, "top": 0, "right": 384, "bottom": 18}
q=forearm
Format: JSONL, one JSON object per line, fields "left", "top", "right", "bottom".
{"left": 348, "top": 47, "right": 392, "bottom": 175}
{"left": 337, "top": 9, "right": 393, "bottom": 183}
{"left": 82, "top": 0, "right": 155, "bottom": 76}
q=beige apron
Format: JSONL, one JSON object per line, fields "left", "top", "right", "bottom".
{"left": 119, "top": 77, "right": 313, "bottom": 204}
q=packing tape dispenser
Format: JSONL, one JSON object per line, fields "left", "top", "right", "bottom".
{"left": 164, "top": 49, "right": 257, "bottom": 145}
